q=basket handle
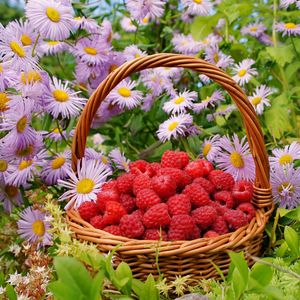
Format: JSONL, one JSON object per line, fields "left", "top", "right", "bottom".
{"left": 72, "top": 53, "right": 270, "bottom": 189}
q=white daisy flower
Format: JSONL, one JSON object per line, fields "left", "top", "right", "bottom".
{"left": 157, "top": 113, "right": 193, "bottom": 142}
{"left": 269, "top": 142, "right": 300, "bottom": 167}
{"left": 249, "top": 85, "right": 272, "bottom": 115}
{"left": 232, "top": 59, "right": 257, "bottom": 86}
{"left": 120, "top": 17, "right": 137, "bottom": 32}
{"left": 58, "top": 158, "right": 112, "bottom": 210}
{"left": 163, "top": 90, "right": 197, "bottom": 114}
{"left": 201, "top": 134, "right": 221, "bottom": 162}
{"left": 39, "top": 40, "right": 68, "bottom": 55}
{"left": 182, "top": 0, "right": 213, "bottom": 16}
{"left": 123, "top": 45, "right": 147, "bottom": 61}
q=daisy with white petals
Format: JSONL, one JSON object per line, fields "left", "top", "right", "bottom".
{"left": 232, "top": 59, "right": 257, "bottom": 86}
{"left": 182, "top": 0, "right": 213, "bottom": 16}
{"left": 269, "top": 142, "right": 300, "bottom": 167}
{"left": 201, "top": 135, "right": 221, "bottom": 162}
{"left": 249, "top": 85, "right": 272, "bottom": 115}
{"left": 275, "top": 22, "right": 300, "bottom": 36}
{"left": 109, "top": 148, "right": 131, "bottom": 172}
{"left": 163, "top": 90, "right": 197, "bottom": 114}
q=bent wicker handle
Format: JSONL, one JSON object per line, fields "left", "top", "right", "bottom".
{"left": 72, "top": 53, "right": 271, "bottom": 191}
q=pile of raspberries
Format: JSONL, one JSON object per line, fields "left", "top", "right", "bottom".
{"left": 78, "top": 150, "right": 256, "bottom": 241}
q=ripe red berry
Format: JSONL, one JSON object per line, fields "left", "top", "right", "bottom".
{"left": 149, "top": 162, "right": 161, "bottom": 175}
{"left": 132, "top": 174, "right": 152, "bottom": 195}
{"left": 117, "top": 173, "right": 135, "bottom": 194}
{"left": 193, "top": 177, "right": 215, "bottom": 194}
{"left": 142, "top": 203, "right": 171, "bottom": 229}
{"left": 102, "top": 201, "right": 126, "bottom": 225}
{"left": 237, "top": 202, "right": 256, "bottom": 222}
{"left": 224, "top": 209, "right": 248, "bottom": 230}
{"left": 192, "top": 206, "right": 217, "bottom": 230}
{"left": 120, "top": 214, "right": 145, "bottom": 238}
{"left": 131, "top": 209, "right": 144, "bottom": 221}
{"left": 167, "top": 194, "right": 191, "bottom": 216}
{"left": 129, "top": 160, "right": 148, "bottom": 175}
{"left": 120, "top": 194, "right": 136, "bottom": 214}
{"left": 103, "top": 225, "right": 123, "bottom": 236}
{"left": 184, "top": 160, "right": 205, "bottom": 179}
{"left": 136, "top": 189, "right": 161, "bottom": 211}
{"left": 161, "top": 150, "right": 189, "bottom": 169}
{"left": 90, "top": 215, "right": 105, "bottom": 230}
{"left": 204, "top": 231, "right": 219, "bottom": 238}
{"left": 151, "top": 175, "right": 176, "bottom": 198}
{"left": 214, "top": 191, "right": 234, "bottom": 209}
{"left": 209, "top": 170, "right": 235, "bottom": 191}
{"left": 232, "top": 180, "right": 254, "bottom": 203}
{"left": 97, "top": 189, "right": 119, "bottom": 212}
{"left": 183, "top": 183, "right": 210, "bottom": 207}
{"left": 144, "top": 229, "right": 168, "bottom": 241}
{"left": 168, "top": 214, "right": 196, "bottom": 240}
{"left": 102, "top": 180, "right": 118, "bottom": 191}
{"left": 158, "top": 168, "right": 192, "bottom": 189}
{"left": 197, "top": 159, "right": 214, "bottom": 176}
{"left": 211, "top": 216, "right": 229, "bottom": 235}
{"left": 78, "top": 201, "right": 99, "bottom": 222}
{"left": 210, "top": 201, "right": 228, "bottom": 216}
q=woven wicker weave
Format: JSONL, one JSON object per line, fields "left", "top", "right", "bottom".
{"left": 67, "top": 53, "right": 273, "bottom": 282}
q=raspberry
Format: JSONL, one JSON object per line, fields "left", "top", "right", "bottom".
{"left": 237, "top": 203, "right": 256, "bottom": 222}
{"left": 97, "top": 189, "right": 119, "bottom": 212}
{"left": 142, "top": 203, "right": 171, "bottom": 228}
{"left": 192, "top": 206, "right": 217, "bottom": 230}
{"left": 158, "top": 168, "right": 192, "bottom": 189}
{"left": 129, "top": 160, "right": 148, "bottom": 175}
{"left": 136, "top": 189, "right": 161, "bottom": 211}
{"left": 211, "top": 216, "right": 229, "bottom": 235}
{"left": 90, "top": 215, "right": 105, "bottom": 229}
{"left": 78, "top": 201, "right": 99, "bottom": 222}
{"left": 102, "top": 201, "right": 126, "bottom": 225}
{"left": 132, "top": 174, "right": 152, "bottom": 195}
{"left": 214, "top": 191, "right": 234, "bottom": 209}
{"left": 131, "top": 209, "right": 143, "bottom": 221}
{"left": 149, "top": 162, "right": 161, "bottom": 175}
{"left": 168, "top": 214, "right": 196, "bottom": 240}
{"left": 102, "top": 180, "right": 118, "bottom": 191}
{"left": 120, "top": 194, "right": 136, "bottom": 213}
{"left": 224, "top": 209, "right": 248, "bottom": 230}
{"left": 161, "top": 150, "right": 189, "bottom": 169}
{"left": 167, "top": 194, "right": 191, "bottom": 216}
{"left": 184, "top": 160, "right": 205, "bottom": 179}
{"left": 183, "top": 183, "right": 210, "bottom": 207}
{"left": 232, "top": 180, "right": 253, "bottom": 203}
{"left": 190, "top": 224, "right": 201, "bottom": 239}
{"left": 120, "top": 214, "right": 145, "bottom": 238}
{"left": 204, "top": 231, "right": 219, "bottom": 238}
{"left": 144, "top": 229, "right": 167, "bottom": 241}
{"left": 193, "top": 177, "right": 215, "bottom": 194}
{"left": 197, "top": 159, "right": 214, "bottom": 176}
{"left": 117, "top": 173, "right": 135, "bottom": 194}
{"left": 151, "top": 175, "right": 176, "bottom": 198}
{"left": 209, "top": 170, "right": 235, "bottom": 191}
{"left": 103, "top": 225, "right": 122, "bottom": 236}
{"left": 210, "top": 201, "right": 228, "bottom": 216}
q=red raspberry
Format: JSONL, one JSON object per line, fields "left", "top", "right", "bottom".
{"left": 97, "top": 189, "right": 119, "bottom": 212}
{"left": 193, "top": 177, "right": 215, "bottom": 194}
{"left": 158, "top": 168, "right": 192, "bottom": 189}
{"left": 167, "top": 194, "right": 191, "bottom": 216}
{"left": 117, "top": 173, "right": 135, "bottom": 194}
{"left": 211, "top": 216, "right": 229, "bottom": 235}
{"left": 142, "top": 203, "right": 171, "bottom": 228}
{"left": 102, "top": 201, "right": 126, "bottom": 225}
{"left": 183, "top": 183, "right": 210, "bottom": 207}
{"left": 237, "top": 203, "right": 256, "bottom": 222}
{"left": 190, "top": 224, "right": 201, "bottom": 239}
{"left": 204, "top": 231, "right": 219, "bottom": 238}
{"left": 161, "top": 150, "right": 189, "bottom": 169}
{"left": 136, "top": 189, "right": 161, "bottom": 211}
{"left": 232, "top": 180, "right": 253, "bottom": 203}
{"left": 224, "top": 209, "right": 248, "bottom": 230}
{"left": 102, "top": 180, "right": 118, "bottom": 191}
{"left": 78, "top": 201, "right": 99, "bottom": 222}
{"left": 151, "top": 175, "right": 176, "bottom": 198}
{"left": 214, "top": 191, "right": 234, "bottom": 209}
{"left": 132, "top": 174, "right": 152, "bottom": 195}
{"left": 192, "top": 206, "right": 217, "bottom": 230}
{"left": 210, "top": 201, "right": 228, "bottom": 216}
{"left": 131, "top": 209, "right": 143, "bottom": 221}
{"left": 103, "top": 225, "right": 122, "bottom": 236}
{"left": 90, "top": 215, "right": 105, "bottom": 230}
{"left": 198, "top": 159, "right": 214, "bottom": 176}
{"left": 149, "top": 162, "right": 161, "bottom": 175}
{"left": 120, "top": 194, "right": 136, "bottom": 213}
{"left": 129, "top": 160, "right": 148, "bottom": 175}
{"left": 209, "top": 170, "right": 235, "bottom": 191}
{"left": 168, "top": 214, "right": 196, "bottom": 240}
{"left": 184, "top": 160, "right": 205, "bottom": 179}
{"left": 144, "top": 229, "right": 167, "bottom": 241}
{"left": 120, "top": 214, "right": 145, "bottom": 238}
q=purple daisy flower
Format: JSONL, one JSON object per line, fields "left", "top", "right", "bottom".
{"left": 193, "top": 90, "right": 225, "bottom": 113}
{"left": 198, "top": 33, "right": 222, "bottom": 50}
{"left": 58, "top": 158, "right": 112, "bottom": 209}
{"left": 241, "top": 22, "right": 266, "bottom": 37}
{"left": 123, "top": 45, "right": 147, "bottom": 61}
{"left": 171, "top": 33, "right": 201, "bottom": 55}
{"left": 257, "top": 33, "right": 274, "bottom": 46}
{"left": 0, "top": 91, "right": 11, "bottom": 113}
{"left": 215, "top": 134, "right": 255, "bottom": 181}
{"left": 85, "top": 148, "right": 112, "bottom": 171}
{"left": 126, "top": 0, "right": 165, "bottom": 20}
{"left": 249, "top": 85, "right": 272, "bottom": 115}
{"left": 269, "top": 142, "right": 300, "bottom": 167}
{"left": 47, "top": 127, "right": 68, "bottom": 142}
{"left": 205, "top": 45, "right": 234, "bottom": 69}
{"left": 163, "top": 90, "right": 197, "bottom": 114}
{"left": 109, "top": 148, "right": 131, "bottom": 172}
{"left": 279, "top": 0, "right": 298, "bottom": 8}
{"left": 199, "top": 74, "right": 211, "bottom": 85}
{"left": 270, "top": 164, "right": 300, "bottom": 209}
{"left": 141, "top": 94, "right": 156, "bottom": 112}
{"left": 0, "top": 158, "right": 12, "bottom": 184}
{"left": 71, "top": 16, "right": 99, "bottom": 33}
{"left": 0, "top": 183, "right": 23, "bottom": 213}
{"left": 121, "top": 17, "right": 137, "bottom": 32}
{"left": 39, "top": 41, "right": 68, "bottom": 56}
{"left": 182, "top": 0, "right": 213, "bottom": 16}
{"left": 75, "top": 60, "right": 103, "bottom": 85}
{"left": 17, "top": 207, "right": 52, "bottom": 248}
{"left": 201, "top": 134, "right": 221, "bottom": 162}
{"left": 181, "top": 11, "right": 196, "bottom": 24}
{"left": 232, "top": 59, "right": 257, "bottom": 86}
{"left": 100, "top": 20, "right": 113, "bottom": 45}
{"left": 26, "top": 0, "right": 74, "bottom": 40}
{"left": 275, "top": 22, "right": 300, "bottom": 36}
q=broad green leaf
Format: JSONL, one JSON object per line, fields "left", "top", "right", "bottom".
{"left": 223, "top": 3, "right": 253, "bottom": 24}
{"left": 80, "top": 252, "right": 106, "bottom": 272}
{"left": 278, "top": 206, "right": 300, "bottom": 220}
{"left": 115, "top": 262, "right": 132, "bottom": 295}
{"left": 5, "top": 285, "right": 17, "bottom": 300}
{"left": 250, "top": 262, "right": 273, "bottom": 286}
{"left": 284, "top": 226, "right": 300, "bottom": 257}
{"left": 285, "top": 61, "right": 300, "bottom": 83}
{"left": 132, "top": 278, "right": 144, "bottom": 296}
{"left": 47, "top": 281, "right": 84, "bottom": 300}
{"left": 265, "top": 45, "right": 295, "bottom": 67}
{"left": 231, "top": 268, "right": 247, "bottom": 299}
{"left": 140, "top": 274, "right": 159, "bottom": 300}
{"left": 276, "top": 241, "right": 288, "bottom": 257}
{"left": 90, "top": 270, "right": 104, "bottom": 300}
{"left": 261, "top": 286, "right": 285, "bottom": 299}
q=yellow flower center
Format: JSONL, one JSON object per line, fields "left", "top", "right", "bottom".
{"left": 250, "top": 27, "right": 257, "bottom": 32}
{"left": 230, "top": 151, "right": 244, "bottom": 168}
{"left": 46, "top": 7, "right": 61, "bottom": 23}
{"left": 0, "top": 93, "right": 10, "bottom": 112}
{"left": 5, "top": 185, "right": 18, "bottom": 198}
{"left": 16, "top": 145, "right": 34, "bottom": 157}
{"left": 76, "top": 178, "right": 95, "bottom": 194}
{"left": 21, "top": 70, "right": 42, "bottom": 84}
{"left": 118, "top": 87, "right": 131, "bottom": 97}
{"left": 238, "top": 69, "right": 247, "bottom": 77}
{"left": 31, "top": 220, "right": 45, "bottom": 236}
{"left": 203, "top": 96, "right": 211, "bottom": 102}
{"left": 10, "top": 41, "right": 25, "bottom": 57}
{"left": 279, "top": 154, "right": 293, "bottom": 165}
{"left": 202, "top": 39, "right": 209, "bottom": 44}
{"left": 84, "top": 47, "right": 98, "bottom": 55}
{"left": 213, "top": 53, "right": 219, "bottom": 63}
{"left": 203, "top": 143, "right": 211, "bottom": 157}
{"left": 142, "top": 17, "right": 149, "bottom": 23}
{"left": 134, "top": 53, "right": 141, "bottom": 58}
{"left": 16, "top": 116, "right": 28, "bottom": 133}
{"left": 168, "top": 121, "right": 179, "bottom": 131}
{"left": 53, "top": 128, "right": 60, "bottom": 133}
{"left": 278, "top": 182, "right": 295, "bottom": 193}
{"left": 193, "top": 0, "right": 202, "bottom": 3}
{"left": 284, "top": 23, "right": 296, "bottom": 29}
{"left": 107, "top": 31, "right": 113, "bottom": 43}
{"left": 52, "top": 90, "right": 69, "bottom": 102}
{"left": 109, "top": 64, "right": 118, "bottom": 73}
{"left": 74, "top": 16, "right": 82, "bottom": 21}
{"left": 251, "top": 96, "right": 262, "bottom": 106}
{"left": 0, "top": 64, "right": 3, "bottom": 73}
{"left": 0, "top": 160, "right": 8, "bottom": 172}
{"left": 48, "top": 41, "right": 60, "bottom": 46}
{"left": 101, "top": 156, "right": 108, "bottom": 164}
{"left": 174, "top": 96, "right": 185, "bottom": 104}
{"left": 21, "top": 34, "right": 32, "bottom": 46}
{"left": 51, "top": 157, "right": 66, "bottom": 169}
{"left": 18, "top": 160, "right": 33, "bottom": 170}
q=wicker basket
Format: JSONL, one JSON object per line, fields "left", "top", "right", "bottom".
{"left": 67, "top": 53, "right": 273, "bottom": 282}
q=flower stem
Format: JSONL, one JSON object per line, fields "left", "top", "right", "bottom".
{"left": 290, "top": 36, "right": 300, "bottom": 61}
{"left": 31, "top": 33, "right": 40, "bottom": 57}
{"left": 269, "top": 208, "right": 280, "bottom": 250}
{"left": 179, "top": 137, "right": 196, "bottom": 160}
{"left": 272, "top": 0, "right": 278, "bottom": 47}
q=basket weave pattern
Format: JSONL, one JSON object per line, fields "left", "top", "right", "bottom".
{"left": 67, "top": 53, "right": 273, "bottom": 281}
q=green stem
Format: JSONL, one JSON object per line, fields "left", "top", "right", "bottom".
{"left": 290, "top": 36, "right": 300, "bottom": 61}
{"left": 269, "top": 208, "right": 280, "bottom": 250}
{"left": 179, "top": 137, "right": 196, "bottom": 160}
{"left": 272, "top": 0, "right": 278, "bottom": 47}
{"left": 225, "top": 17, "right": 229, "bottom": 43}
{"left": 31, "top": 33, "right": 40, "bottom": 57}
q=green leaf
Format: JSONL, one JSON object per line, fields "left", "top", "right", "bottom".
{"left": 285, "top": 61, "right": 300, "bottom": 83}
{"left": 250, "top": 262, "right": 273, "bottom": 286}
{"left": 5, "top": 285, "right": 17, "bottom": 300}
{"left": 90, "top": 270, "right": 104, "bottom": 300}
{"left": 284, "top": 226, "right": 300, "bottom": 257}
{"left": 47, "top": 281, "right": 83, "bottom": 300}
{"left": 278, "top": 206, "right": 300, "bottom": 220}
{"left": 132, "top": 278, "right": 144, "bottom": 296}
{"left": 265, "top": 45, "right": 295, "bottom": 67}
{"left": 139, "top": 274, "right": 159, "bottom": 300}
{"left": 115, "top": 262, "right": 133, "bottom": 295}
